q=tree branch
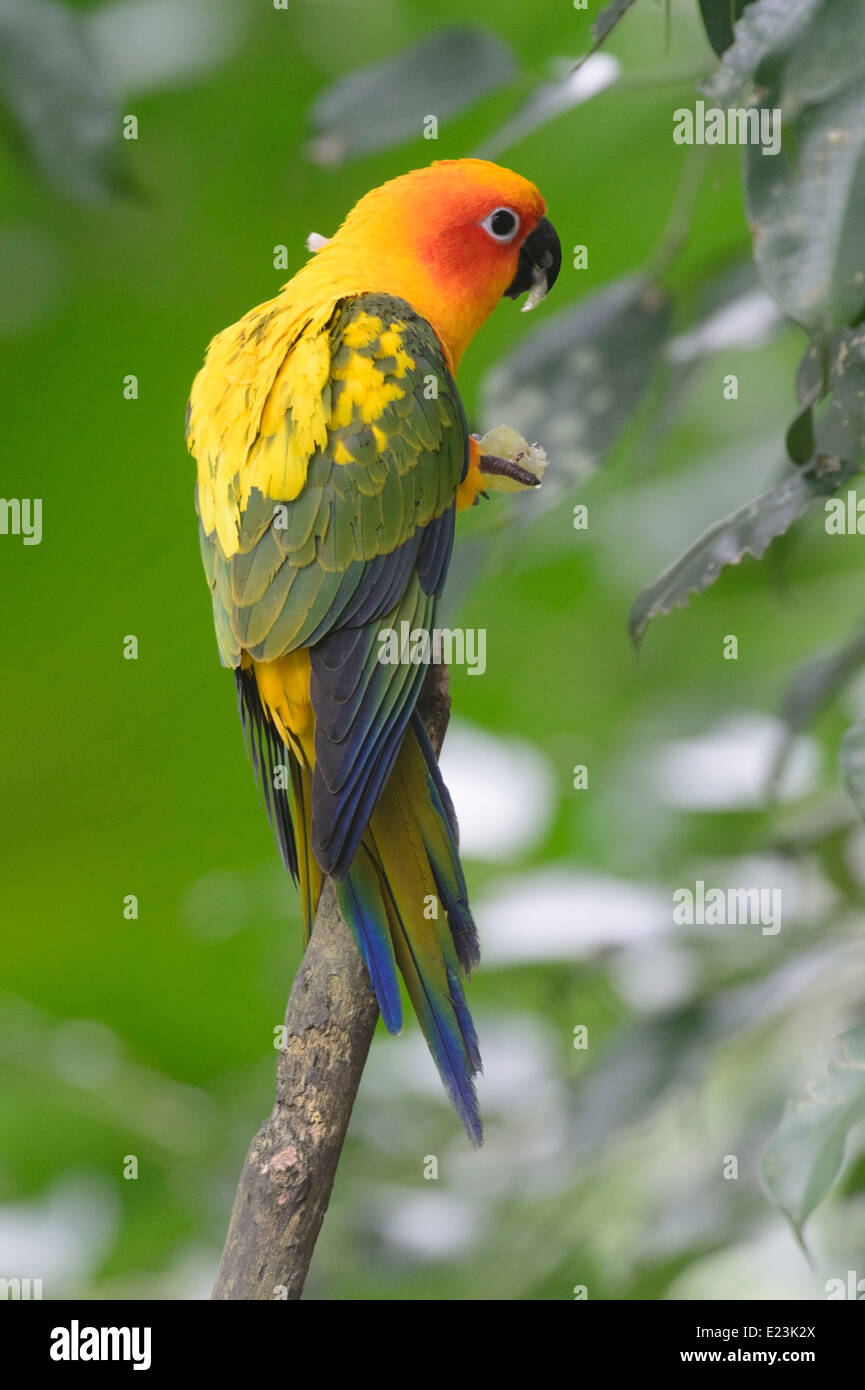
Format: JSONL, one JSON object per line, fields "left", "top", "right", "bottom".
{"left": 212, "top": 662, "right": 451, "bottom": 1300}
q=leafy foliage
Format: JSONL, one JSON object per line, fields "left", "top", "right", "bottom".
{"left": 0, "top": 0, "right": 119, "bottom": 201}
{"left": 3, "top": 0, "right": 865, "bottom": 1302}
{"left": 593, "top": 1, "right": 641, "bottom": 44}
{"left": 306, "top": 27, "right": 518, "bottom": 165}
{"left": 761, "top": 1026, "right": 865, "bottom": 1250}
{"left": 482, "top": 276, "right": 671, "bottom": 487}
{"left": 629, "top": 456, "right": 860, "bottom": 646}
{"left": 697, "top": 0, "right": 758, "bottom": 58}
{"left": 840, "top": 721, "right": 865, "bottom": 822}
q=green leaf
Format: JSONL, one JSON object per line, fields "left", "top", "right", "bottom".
{"left": 476, "top": 54, "right": 620, "bottom": 161}
{"left": 777, "top": 0, "right": 865, "bottom": 117}
{"left": 781, "top": 625, "right": 865, "bottom": 737}
{"left": 773, "top": 619, "right": 865, "bottom": 806}
{"left": 628, "top": 454, "right": 861, "bottom": 646}
{"left": 306, "top": 27, "right": 518, "bottom": 165}
{"left": 813, "top": 328, "right": 865, "bottom": 463}
{"left": 785, "top": 327, "right": 865, "bottom": 468}
{"left": 785, "top": 338, "right": 829, "bottom": 464}
{"left": 786, "top": 327, "right": 865, "bottom": 468}
{"left": 698, "top": 0, "right": 759, "bottom": 58}
{"left": 481, "top": 275, "right": 671, "bottom": 486}
{"left": 593, "top": 0, "right": 640, "bottom": 44}
{"left": 760, "top": 1025, "right": 865, "bottom": 1252}
{"left": 794, "top": 337, "right": 829, "bottom": 408}
{"left": 734, "top": 0, "right": 865, "bottom": 333}
{"left": 746, "top": 92, "right": 865, "bottom": 335}
{"left": 0, "top": 0, "right": 119, "bottom": 202}
{"left": 785, "top": 405, "right": 817, "bottom": 465}
{"left": 770, "top": 621, "right": 865, "bottom": 795}
{"left": 701, "top": 0, "right": 821, "bottom": 108}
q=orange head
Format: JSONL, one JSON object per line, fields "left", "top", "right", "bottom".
{"left": 301, "top": 159, "right": 561, "bottom": 370}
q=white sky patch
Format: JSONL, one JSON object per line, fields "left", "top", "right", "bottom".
{"left": 472, "top": 1015, "right": 558, "bottom": 1110}
{"left": 378, "top": 1191, "right": 483, "bottom": 1259}
{"left": 666, "top": 288, "right": 782, "bottom": 363}
{"left": 104, "top": 1246, "right": 219, "bottom": 1300}
{"left": 641, "top": 713, "right": 817, "bottom": 811}
{"left": 358, "top": 1014, "right": 570, "bottom": 1199}
{"left": 689, "top": 853, "right": 836, "bottom": 933}
{"left": 361, "top": 1011, "right": 556, "bottom": 1109}
{"left": 564, "top": 52, "right": 621, "bottom": 103}
{"left": 438, "top": 720, "right": 555, "bottom": 861}
{"left": 0, "top": 1176, "right": 118, "bottom": 1296}
{"left": 666, "top": 1221, "right": 827, "bottom": 1301}
{"left": 477, "top": 867, "right": 670, "bottom": 962}
{"left": 612, "top": 941, "right": 696, "bottom": 1011}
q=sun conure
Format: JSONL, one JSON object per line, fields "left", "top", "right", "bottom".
{"left": 187, "top": 159, "right": 560, "bottom": 1143}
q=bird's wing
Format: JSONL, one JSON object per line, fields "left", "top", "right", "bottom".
{"left": 191, "top": 291, "right": 468, "bottom": 878}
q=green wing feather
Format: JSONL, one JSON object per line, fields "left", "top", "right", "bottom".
{"left": 196, "top": 292, "right": 468, "bottom": 876}
{"left": 197, "top": 293, "right": 466, "bottom": 669}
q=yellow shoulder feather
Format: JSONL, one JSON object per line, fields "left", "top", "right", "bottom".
{"left": 188, "top": 292, "right": 340, "bottom": 558}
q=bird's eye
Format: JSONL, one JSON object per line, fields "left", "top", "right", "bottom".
{"left": 481, "top": 207, "right": 520, "bottom": 243}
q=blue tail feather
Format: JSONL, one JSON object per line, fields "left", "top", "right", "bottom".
{"left": 334, "top": 719, "right": 483, "bottom": 1143}
{"left": 385, "top": 885, "right": 483, "bottom": 1146}
{"left": 337, "top": 850, "right": 403, "bottom": 1034}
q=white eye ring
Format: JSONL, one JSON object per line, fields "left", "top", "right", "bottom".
{"left": 480, "top": 207, "right": 520, "bottom": 243}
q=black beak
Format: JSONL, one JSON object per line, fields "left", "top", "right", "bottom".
{"left": 504, "top": 216, "right": 562, "bottom": 310}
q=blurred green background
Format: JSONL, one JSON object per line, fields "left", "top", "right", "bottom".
{"left": 2, "top": 0, "right": 865, "bottom": 1300}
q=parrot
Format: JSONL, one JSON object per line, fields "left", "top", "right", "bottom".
{"left": 187, "top": 159, "right": 560, "bottom": 1143}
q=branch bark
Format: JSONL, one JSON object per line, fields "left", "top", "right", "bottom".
{"left": 212, "top": 662, "right": 451, "bottom": 1300}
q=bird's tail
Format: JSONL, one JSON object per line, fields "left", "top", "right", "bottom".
{"left": 237, "top": 663, "right": 482, "bottom": 1143}
{"left": 336, "top": 713, "right": 482, "bottom": 1143}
